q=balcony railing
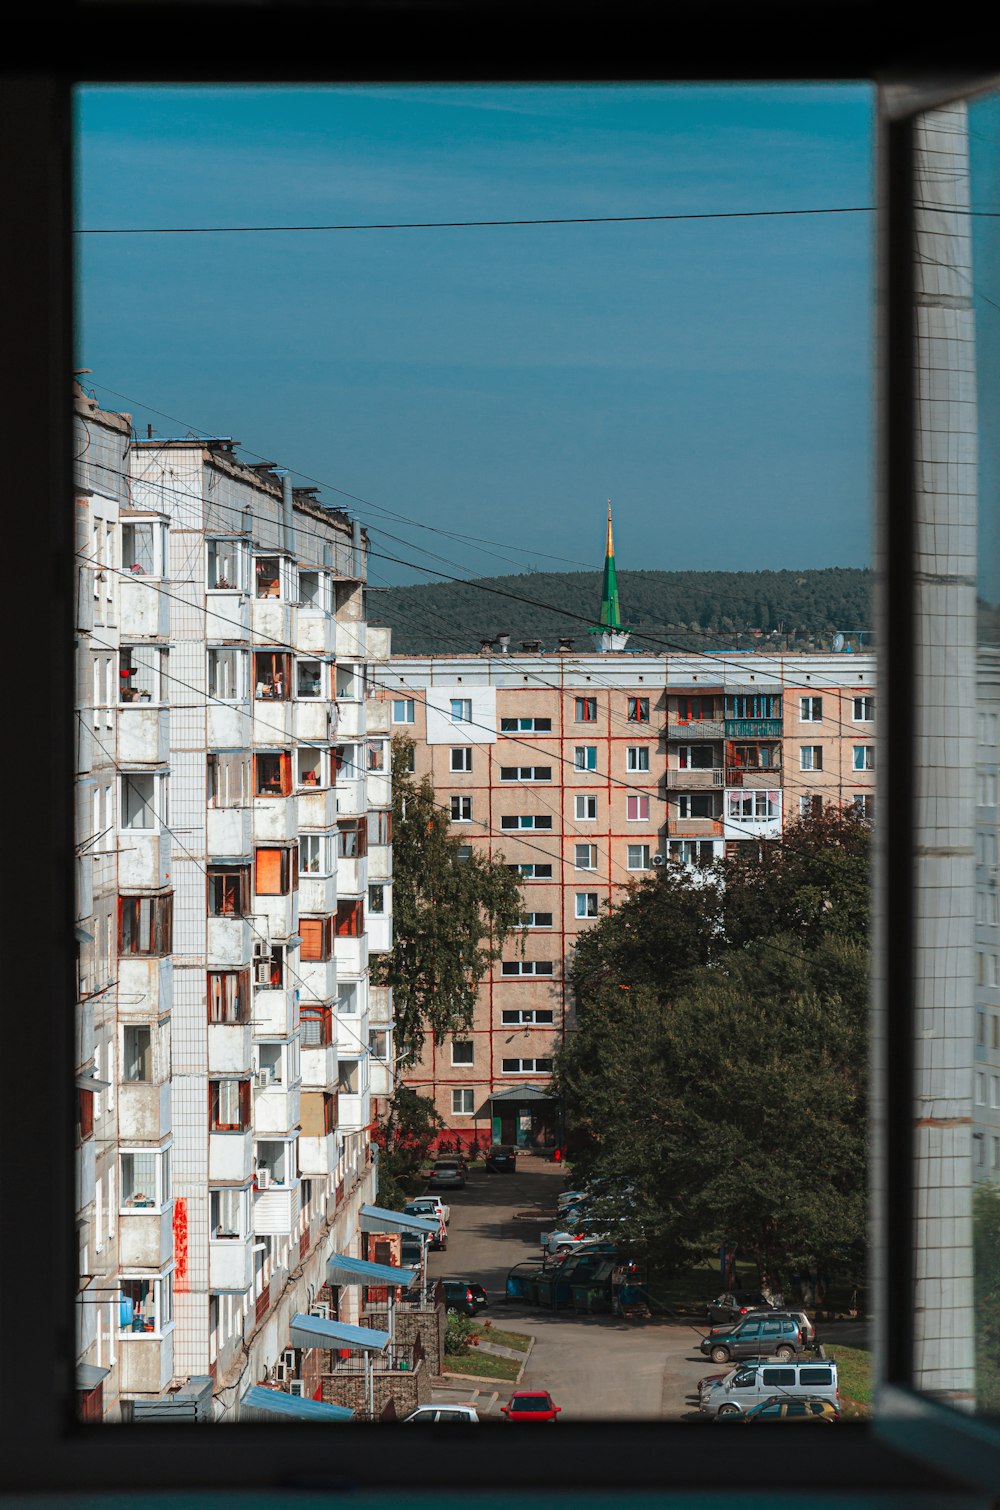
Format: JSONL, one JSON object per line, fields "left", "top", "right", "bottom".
{"left": 724, "top": 718, "right": 783, "bottom": 738}
{"left": 665, "top": 768, "right": 724, "bottom": 789}
{"left": 666, "top": 719, "right": 725, "bottom": 740}
{"left": 725, "top": 765, "right": 782, "bottom": 787}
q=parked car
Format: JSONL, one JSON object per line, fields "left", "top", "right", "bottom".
{"left": 705, "top": 1290, "right": 775, "bottom": 1325}
{"left": 541, "top": 1221, "right": 607, "bottom": 1257}
{"left": 442, "top": 1279, "right": 489, "bottom": 1315}
{"left": 738, "top": 1306, "right": 816, "bottom": 1347}
{"left": 700, "top": 1358, "right": 840, "bottom": 1417}
{"left": 738, "top": 1395, "right": 840, "bottom": 1424}
{"left": 403, "top": 1403, "right": 479, "bottom": 1422}
{"left": 557, "top": 1188, "right": 589, "bottom": 1212}
{"left": 403, "top": 1203, "right": 447, "bottom": 1249}
{"left": 500, "top": 1390, "right": 561, "bottom": 1422}
{"left": 485, "top": 1144, "right": 518, "bottom": 1172}
{"left": 400, "top": 1236, "right": 424, "bottom": 1273}
{"left": 699, "top": 1312, "right": 803, "bottom": 1363}
{"left": 429, "top": 1159, "right": 467, "bottom": 1191}
{"left": 405, "top": 1195, "right": 451, "bottom": 1225}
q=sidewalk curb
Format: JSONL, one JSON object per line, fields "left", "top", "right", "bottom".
{"left": 515, "top": 1332, "right": 534, "bottom": 1384}
{"left": 440, "top": 1334, "right": 534, "bottom": 1389}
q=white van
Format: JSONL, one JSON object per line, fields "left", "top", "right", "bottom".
{"left": 700, "top": 1357, "right": 839, "bottom": 1417}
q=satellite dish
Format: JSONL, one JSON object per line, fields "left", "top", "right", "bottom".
{"left": 832, "top": 632, "right": 845, "bottom": 652}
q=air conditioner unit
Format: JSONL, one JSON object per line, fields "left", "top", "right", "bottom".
{"left": 651, "top": 853, "right": 666, "bottom": 867}
{"left": 282, "top": 1349, "right": 297, "bottom": 1372}
{"left": 255, "top": 1067, "right": 273, "bottom": 1088}
{"left": 272, "top": 1362, "right": 287, "bottom": 1384}
{"left": 256, "top": 1168, "right": 272, "bottom": 1189}
{"left": 309, "top": 1302, "right": 330, "bottom": 1320}
{"left": 254, "top": 960, "right": 273, "bottom": 985}
{"left": 287, "top": 1381, "right": 305, "bottom": 1397}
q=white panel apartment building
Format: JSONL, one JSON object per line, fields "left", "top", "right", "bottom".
{"left": 73, "top": 385, "right": 392, "bottom": 1420}
{"left": 374, "top": 646, "right": 877, "bottom": 1149}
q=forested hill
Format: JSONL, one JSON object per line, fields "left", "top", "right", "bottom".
{"left": 368, "top": 567, "right": 874, "bottom": 656}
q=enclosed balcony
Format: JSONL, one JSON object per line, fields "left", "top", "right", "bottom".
{"left": 301, "top": 1040, "right": 337, "bottom": 1092}
{"left": 334, "top": 779, "right": 366, "bottom": 818}
{"left": 334, "top": 931, "right": 368, "bottom": 977}
{"left": 118, "top": 956, "right": 172, "bottom": 1021}
{"left": 253, "top": 796, "right": 298, "bottom": 843}
{"left": 118, "top": 1324, "right": 174, "bottom": 1399}
{"left": 293, "top": 698, "right": 331, "bottom": 744}
{"left": 118, "top": 829, "right": 171, "bottom": 890}
{"left": 367, "top": 841, "right": 392, "bottom": 883}
{"left": 118, "top": 1145, "right": 173, "bottom": 1267}
{"left": 207, "top": 701, "right": 250, "bottom": 750}
{"left": 118, "top": 1078, "right": 171, "bottom": 1143}
{"left": 119, "top": 1203, "right": 174, "bottom": 1270}
{"left": 253, "top": 1042, "right": 302, "bottom": 1136}
{"left": 207, "top": 916, "right": 252, "bottom": 968}
{"left": 252, "top": 700, "right": 293, "bottom": 745}
{"left": 300, "top": 872, "right": 336, "bottom": 915}
{"left": 367, "top": 911, "right": 392, "bottom": 954}
{"left": 298, "top": 785, "right": 336, "bottom": 829}
{"left": 209, "top": 1127, "right": 253, "bottom": 1183}
{"left": 210, "top": 1233, "right": 254, "bottom": 1294}
{"left": 205, "top": 593, "right": 250, "bottom": 643}
{"left": 253, "top": 1137, "right": 300, "bottom": 1234}
{"left": 120, "top": 575, "right": 169, "bottom": 638}
{"left": 723, "top": 787, "right": 783, "bottom": 841}
{"left": 207, "top": 1021, "right": 253, "bottom": 1077}
{"left": 299, "top": 1129, "right": 338, "bottom": 1178}
{"left": 293, "top": 607, "right": 334, "bottom": 656}
{"left": 335, "top": 619, "right": 366, "bottom": 659}
{"left": 207, "top": 805, "right": 252, "bottom": 858}
{"left": 118, "top": 705, "right": 169, "bottom": 764}
{"left": 366, "top": 700, "right": 390, "bottom": 737}
{"left": 252, "top": 963, "right": 297, "bottom": 1037}
{"left": 251, "top": 597, "right": 292, "bottom": 646}
{"left": 334, "top": 699, "right": 366, "bottom": 741}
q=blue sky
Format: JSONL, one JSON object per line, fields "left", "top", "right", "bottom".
{"left": 76, "top": 85, "right": 874, "bottom": 586}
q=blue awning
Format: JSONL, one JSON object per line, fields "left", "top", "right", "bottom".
{"left": 359, "top": 1203, "right": 438, "bottom": 1237}
{"left": 326, "top": 1252, "right": 419, "bottom": 1288}
{"left": 240, "top": 1385, "right": 353, "bottom": 1422}
{"left": 288, "top": 1313, "right": 390, "bottom": 1353}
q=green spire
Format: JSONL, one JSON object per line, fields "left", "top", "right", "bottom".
{"left": 598, "top": 499, "right": 621, "bottom": 629}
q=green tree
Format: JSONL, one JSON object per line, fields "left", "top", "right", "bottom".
{"left": 555, "top": 808, "right": 871, "bottom": 1291}
{"left": 374, "top": 1085, "right": 444, "bottom": 1210}
{"left": 973, "top": 1181, "right": 1000, "bottom": 1411}
{"left": 371, "top": 736, "right": 525, "bottom": 1060}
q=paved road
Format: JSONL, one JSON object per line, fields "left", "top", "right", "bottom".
{"left": 425, "top": 1153, "right": 712, "bottom": 1420}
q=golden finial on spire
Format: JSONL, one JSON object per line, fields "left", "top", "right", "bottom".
{"left": 606, "top": 498, "right": 614, "bottom": 559}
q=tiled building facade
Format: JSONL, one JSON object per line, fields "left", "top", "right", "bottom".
{"left": 373, "top": 647, "right": 877, "bottom": 1147}
{"left": 73, "top": 386, "right": 392, "bottom": 1420}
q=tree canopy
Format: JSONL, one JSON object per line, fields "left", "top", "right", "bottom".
{"left": 370, "top": 735, "right": 525, "bottom": 1060}
{"left": 555, "top": 807, "right": 871, "bottom": 1290}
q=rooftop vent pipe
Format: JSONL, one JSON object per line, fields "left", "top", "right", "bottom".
{"left": 557, "top": 637, "right": 575, "bottom": 654}
{"left": 352, "top": 517, "right": 363, "bottom": 580}
{"left": 496, "top": 634, "right": 511, "bottom": 654}
{"left": 521, "top": 640, "right": 542, "bottom": 654}
{"left": 280, "top": 472, "right": 295, "bottom": 559}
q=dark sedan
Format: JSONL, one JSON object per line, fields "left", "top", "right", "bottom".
{"left": 485, "top": 1144, "right": 518, "bottom": 1172}
{"left": 706, "top": 1290, "right": 774, "bottom": 1325}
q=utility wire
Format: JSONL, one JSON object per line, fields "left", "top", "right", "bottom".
{"left": 77, "top": 206, "right": 875, "bottom": 235}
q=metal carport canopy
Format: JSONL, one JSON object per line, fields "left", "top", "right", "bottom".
{"left": 359, "top": 1202, "right": 439, "bottom": 1236}
{"left": 288, "top": 1313, "right": 390, "bottom": 1352}
{"left": 240, "top": 1385, "right": 354, "bottom": 1422}
{"left": 327, "top": 1252, "right": 419, "bottom": 1287}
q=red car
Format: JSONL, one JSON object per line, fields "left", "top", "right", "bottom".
{"left": 500, "top": 1391, "right": 562, "bottom": 1422}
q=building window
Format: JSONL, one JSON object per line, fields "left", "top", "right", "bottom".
{"left": 452, "top": 1089, "right": 475, "bottom": 1115}
{"left": 500, "top": 960, "right": 555, "bottom": 977}
{"left": 254, "top": 556, "right": 281, "bottom": 599}
{"left": 627, "top": 844, "right": 651, "bottom": 871}
{"left": 118, "top": 1274, "right": 173, "bottom": 1336}
{"left": 668, "top": 839, "right": 718, "bottom": 867}
{"left": 501, "top": 1009, "right": 555, "bottom": 1025}
{"left": 500, "top": 814, "right": 552, "bottom": 830}
{"left": 368, "top": 884, "right": 385, "bottom": 914}
{"left": 301, "top": 1006, "right": 333, "bottom": 1046}
{"left": 626, "top": 746, "right": 649, "bottom": 772}
{"left": 297, "top": 747, "right": 327, "bottom": 789}
{"left": 451, "top": 796, "right": 473, "bottom": 822}
{"left": 392, "top": 698, "right": 415, "bottom": 724}
{"left": 255, "top": 846, "right": 296, "bottom": 896}
{"left": 977, "top": 1010, "right": 986, "bottom": 1046}
{"left": 575, "top": 697, "right": 597, "bottom": 722}
{"left": 575, "top": 892, "right": 599, "bottom": 918}
{"left": 627, "top": 795, "right": 650, "bottom": 821}
{"left": 207, "top": 971, "right": 249, "bottom": 1025}
{"left": 575, "top": 795, "right": 598, "bottom": 821}
{"left": 976, "top": 1071, "right": 986, "bottom": 1106}
{"left": 501, "top": 1058, "right": 553, "bottom": 1074}
{"left": 210, "top": 1188, "right": 247, "bottom": 1241}
{"left": 456, "top": 845, "right": 472, "bottom": 863}
{"left": 119, "top": 645, "right": 166, "bottom": 703}
{"left": 299, "top": 917, "right": 334, "bottom": 961}
{"left": 253, "top": 651, "right": 291, "bottom": 700}
{"left": 800, "top": 746, "right": 823, "bottom": 771}
{"left": 337, "top": 819, "right": 367, "bottom": 859}
{"left": 300, "top": 834, "right": 333, "bottom": 876}
{"left": 296, "top": 659, "right": 327, "bottom": 699}
{"left": 368, "top": 810, "right": 392, "bottom": 848}
{"left": 209, "top": 1079, "right": 251, "bottom": 1131}
{"left": 994, "top": 1138, "right": 1000, "bottom": 1172}
{"left": 800, "top": 794, "right": 824, "bottom": 818}
{"left": 122, "top": 1024, "right": 152, "bottom": 1082}
{"left": 500, "top": 716, "right": 552, "bottom": 733}
{"left": 254, "top": 943, "right": 284, "bottom": 995}
{"left": 627, "top": 696, "right": 650, "bottom": 723}
{"left": 254, "top": 751, "right": 293, "bottom": 798}
{"left": 500, "top": 765, "right": 552, "bottom": 782}
{"left": 991, "top": 1075, "right": 1000, "bottom": 1111}
{"left": 725, "top": 694, "right": 782, "bottom": 720}
{"left": 677, "top": 745, "right": 716, "bottom": 770}
{"left": 451, "top": 1041, "right": 474, "bottom": 1066}
{"left": 336, "top": 900, "right": 364, "bottom": 937}
{"left": 122, "top": 519, "right": 166, "bottom": 577}
{"left": 450, "top": 747, "right": 472, "bottom": 772}
{"left": 726, "top": 790, "right": 780, "bottom": 823}
{"left": 120, "top": 1147, "right": 171, "bottom": 1210}
{"left": 852, "top": 745, "right": 876, "bottom": 771}
{"left": 120, "top": 771, "right": 166, "bottom": 830}
{"left": 800, "top": 697, "right": 823, "bottom": 722}
{"left": 853, "top": 696, "right": 875, "bottom": 721}
{"left": 677, "top": 695, "right": 719, "bottom": 722}
{"left": 450, "top": 697, "right": 472, "bottom": 723}
{"left": 522, "top": 912, "right": 553, "bottom": 928}
{"left": 676, "top": 793, "right": 716, "bottom": 819}
{"left": 207, "top": 538, "right": 246, "bottom": 591}
{"left": 575, "top": 843, "right": 597, "bottom": 869}
{"left": 508, "top": 862, "right": 553, "bottom": 879}
{"left": 208, "top": 752, "right": 250, "bottom": 808}
{"left": 574, "top": 746, "right": 597, "bottom": 771}
{"left": 853, "top": 793, "right": 875, "bottom": 818}
{"left": 119, "top": 894, "right": 173, "bottom": 955}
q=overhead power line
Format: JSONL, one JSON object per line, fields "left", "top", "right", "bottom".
{"left": 76, "top": 206, "right": 875, "bottom": 235}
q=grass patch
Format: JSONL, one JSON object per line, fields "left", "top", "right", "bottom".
{"left": 825, "top": 1342, "right": 872, "bottom": 1417}
{"left": 644, "top": 1262, "right": 729, "bottom": 1314}
{"left": 479, "top": 1326, "right": 532, "bottom": 1352}
{"left": 444, "top": 1350, "right": 521, "bottom": 1382}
